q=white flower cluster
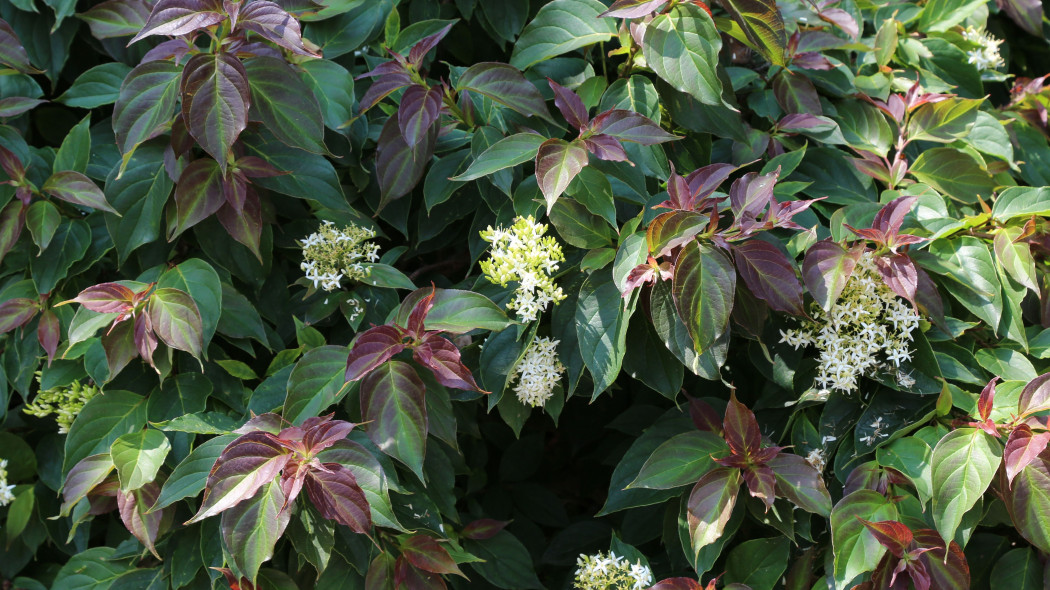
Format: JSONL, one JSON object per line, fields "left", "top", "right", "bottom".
{"left": 480, "top": 216, "right": 566, "bottom": 322}
{"left": 0, "top": 459, "right": 15, "bottom": 507}
{"left": 300, "top": 221, "right": 380, "bottom": 292}
{"left": 512, "top": 337, "right": 566, "bottom": 408}
{"left": 780, "top": 251, "right": 920, "bottom": 394}
{"left": 804, "top": 448, "right": 827, "bottom": 473}
{"left": 24, "top": 375, "right": 99, "bottom": 434}
{"left": 962, "top": 26, "right": 1004, "bottom": 71}
{"left": 574, "top": 551, "right": 653, "bottom": 590}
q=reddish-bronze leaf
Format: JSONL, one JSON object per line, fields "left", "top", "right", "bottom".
{"left": 304, "top": 463, "right": 372, "bottom": 533}
{"left": 37, "top": 309, "right": 60, "bottom": 365}
{"left": 648, "top": 578, "right": 703, "bottom": 590}
{"left": 589, "top": 109, "right": 678, "bottom": 145}
{"left": 188, "top": 431, "right": 292, "bottom": 523}
{"left": 767, "top": 452, "right": 832, "bottom": 516}
{"left": 42, "top": 170, "right": 120, "bottom": 214}
{"left": 0, "top": 200, "right": 26, "bottom": 266}
{"left": 357, "top": 61, "right": 412, "bottom": 112}
{"left": 0, "top": 18, "right": 42, "bottom": 74}
{"left": 723, "top": 392, "right": 761, "bottom": 457}
{"left": 180, "top": 52, "right": 250, "bottom": 172}
{"left": 535, "top": 138, "right": 588, "bottom": 211}
{"left": 977, "top": 377, "right": 999, "bottom": 422}
{"left": 742, "top": 464, "right": 776, "bottom": 510}
{"left": 401, "top": 535, "right": 466, "bottom": 578}
{"left": 78, "top": 0, "right": 153, "bottom": 39}
{"left": 408, "top": 22, "right": 454, "bottom": 65}
{"left": 302, "top": 419, "right": 355, "bottom": 456}
{"left": 549, "top": 79, "right": 589, "bottom": 130}
{"left": 60, "top": 454, "right": 114, "bottom": 516}
{"left": 582, "top": 134, "right": 630, "bottom": 162}
{"left": 729, "top": 169, "right": 778, "bottom": 222}
{"left": 455, "top": 62, "right": 553, "bottom": 122}
{"left": 1004, "top": 425, "right": 1050, "bottom": 487}
{"left": 599, "top": 0, "right": 669, "bottom": 19}
{"left": 858, "top": 518, "right": 912, "bottom": 558}
{"left": 130, "top": 0, "right": 226, "bottom": 43}
{"left": 413, "top": 335, "right": 483, "bottom": 392}
{"left": 345, "top": 325, "right": 407, "bottom": 381}
{"left": 237, "top": 0, "right": 319, "bottom": 56}
{"left": 359, "top": 361, "right": 428, "bottom": 480}
{"left": 102, "top": 318, "right": 138, "bottom": 380}
{"left": 874, "top": 253, "right": 918, "bottom": 305}
{"left": 732, "top": 240, "right": 804, "bottom": 315}
{"left": 687, "top": 395, "right": 722, "bottom": 433}
{"left": 134, "top": 312, "right": 158, "bottom": 370}
{"left": 64, "top": 283, "right": 135, "bottom": 314}
{"left": 216, "top": 189, "right": 263, "bottom": 262}
{"left": 461, "top": 519, "right": 508, "bottom": 540}
{"left": 148, "top": 287, "right": 204, "bottom": 360}
{"left": 395, "top": 557, "right": 448, "bottom": 590}
{"left": 171, "top": 159, "right": 225, "bottom": 238}
{"left": 686, "top": 467, "right": 740, "bottom": 554}
{"left": 117, "top": 482, "right": 165, "bottom": 559}
{"left": 375, "top": 115, "right": 438, "bottom": 212}
{"left": 1018, "top": 373, "right": 1050, "bottom": 418}
{"left": 802, "top": 240, "right": 864, "bottom": 311}
{"left": 0, "top": 298, "right": 38, "bottom": 334}
{"left": 405, "top": 287, "right": 436, "bottom": 338}
{"left": 398, "top": 85, "right": 444, "bottom": 148}
{"left": 911, "top": 530, "right": 970, "bottom": 590}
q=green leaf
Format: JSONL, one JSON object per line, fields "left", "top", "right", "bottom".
{"left": 767, "top": 453, "right": 832, "bottom": 516}
{"left": 876, "top": 437, "right": 933, "bottom": 505}
{"left": 153, "top": 434, "right": 237, "bottom": 512}
{"left": 157, "top": 259, "right": 222, "bottom": 353}
{"left": 453, "top": 133, "right": 545, "bottom": 181}
{"left": 509, "top": 0, "right": 616, "bottom": 70}
{"left": 830, "top": 490, "right": 898, "bottom": 589}
{"left": 909, "top": 148, "right": 996, "bottom": 203}
{"left": 43, "top": 170, "right": 118, "bottom": 214}
{"left": 220, "top": 480, "right": 289, "bottom": 584}
{"left": 283, "top": 345, "right": 351, "bottom": 425}
{"left": 112, "top": 61, "right": 181, "bottom": 169}
{"left": 30, "top": 217, "right": 90, "bottom": 295}
{"left": 148, "top": 287, "right": 205, "bottom": 361}
{"left": 924, "top": 238, "right": 1003, "bottom": 335}
{"left": 642, "top": 4, "right": 725, "bottom": 107}
{"left": 535, "top": 138, "right": 588, "bottom": 210}
{"left": 54, "top": 114, "right": 91, "bottom": 174}
{"left": 395, "top": 288, "right": 515, "bottom": 333}
{"left": 992, "top": 187, "right": 1050, "bottom": 222}
{"left": 630, "top": 431, "right": 726, "bottom": 489}
{"left": 989, "top": 548, "right": 1043, "bottom": 590}
{"left": 576, "top": 269, "right": 636, "bottom": 400}
{"left": 906, "top": 97, "right": 981, "bottom": 143}
{"left": 360, "top": 360, "right": 427, "bottom": 480}
{"left": 103, "top": 141, "right": 173, "bottom": 264}
{"left": 110, "top": 429, "right": 170, "bottom": 492}
{"left": 918, "top": 0, "right": 988, "bottom": 32}
{"left": 51, "top": 547, "right": 131, "bottom": 590}
{"left": 241, "top": 129, "right": 348, "bottom": 211}
{"left": 566, "top": 166, "right": 616, "bottom": 230}
{"left": 297, "top": 59, "right": 355, "bottom": 132}
{"left": 965, "top": 111, "right": 1014, "bottom": 163}
{"left": 686, "top": 467, "right": 740, "bottom": 555}
{"left": 25, "top": 200, "right": 60, "bottom": 254}
{"left": 153, "top": 412, "right": 241, "bottom": 434}
{"left": 1006, "top": 452, "right": 1050, "bottom": 553}
{"left": 464, "top": 531, "right": 544, "bottom": 589}
{"left": 244, "top": 57, "right": 326, "bottom": 154}
{"left": 724, "top": 537, "right": 790, "bottom": 590}
{"left": 931, "top": 428, "right": 1002, "bottom": 546}
{"left": 63, "top": 390, "right": 147, "bottom": 474}
{"left": 672, "top": 240, "right": 736, "bottom": 355}
{"left": 833, "top": 100, "right": 894, "bottom": 157}
{"left": 719, "top": 0, "right": 787, "bottom": 66}
{"left": 549, "top": 198, "right": 616, "bottom": 249}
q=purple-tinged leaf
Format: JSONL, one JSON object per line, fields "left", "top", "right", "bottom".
{"left": 0, "top": 143, "right": 25, "bottom": 181}
{"left": 599, "top": 0, "right": 669, "bottom": 18}
{"left": 729, "top": 169, "right": 778, "bottom": 221}
{"left": 141, "top": 38, "right": 194, "bottom": 63}
{"left": 188, "top": 431, "right": 292, "bottom": 523}
{"left": 685, "top": 163, "right": 736, "bottom": 203}
{"left": 60, "top": 453, "right": 115, "bottom": 516}
{"left": 113, "top": 61, "right": 182, "bottom": 164}
{"left": 723, "top": 392, "right": 761, "bottom": 458}
{"left": 768, "top": 452, "right": 832, "bottom": 516}
{"left": 1004, "top": 449, "right": 1050, "bottom": 553}
{"left": 931, "top": 428, "right": 1002, "bottom": 548}
{"left": 772, "top": 70, "right": 821, "bottom": 115}
{"left": 911, "top": 530, "right": 970, "bottom": 590}
{"left": 398, "top": 85, "right": 444, "bottom": 147}
{"left": 1000, "top": 0, "right": 1042, "bottom": 36}
{"left": 777, "top": 113, "right": 837, "bottom": 133}
{"left": 0, "top": 97, "right": 45, "bottom": 117}
{"left": 243, "top": 56, "right": 326, "bottom": 154}
{"left": 549, "top": 79, "right": 589, "bottom": 130}
{"left": 977, "top": 377, "right": 999, "bottom": 423}
{"left": 456, "top": 62, "right": 553, "bottom": 122}
{"left": 686, "top": 467, "right": 740, "bottom": 556}
{"left": 589, "top": 109, "right": 678, "bottom": 145}
{"left": 404, "top": 287, "right": 435, "bottom": 338}
{"left": 791, "top": 51, "right": 834, "bottom": 70}
{"left": 345, "top": 325, "right": 407, "bottom": 381}
{"left": 830, "top": 490, "right": 899, "bottom": 585}
{"left": 818, "top": 7, "right": 858, "bottom": 40}
{"left": 408, "top": 21, "right": 454, "bottom": 65}
{"left": 117, "top": 482, "right": 164, "bottom": 559}
{"left": 148, "top": 287, "right": 204, "bottom": 360}
{"left": 688, "top": 396, "right": 723, "bottom": 433}
{"left": 871, "top": 196, "right": 917, "bottom": 239}
{"left": 359, "top": 360, "right": 427, "bottom": 480}
{"left": 0, "top": 19, "right": 42, "bottom": 74}
{"left": 914, "top": 266, "right": 946, "bottom": 330}
{"left": 135, "top": 312, "right": 158, "bottom": 370}
{"left": 413, "top": 335, "right": 483, "bottom": 392}
{"left": 63, "top": 283, "right": 135, "bottom": 314}
{"left": 302, "top": 420, "right": 354, "bottom": 456}
{"left": 217, "top": 191, "right": 263, "bottom": 262}
{"left": 180, "top": 52, "right": 250, "bottom": 172}
{"left": 38, "top": 309, "right": 60, "bottom": 365}
{"left": 357, "top": 61, "right": 412, "bottom": 112}
{"left": 395, "top": 558, "right": 448, "bottom": 590}
{"left": 130, "top": 0, "right": 226, "bottom": 43}
{"left": 304, "top": 463, "right": 372, "bottom": 533}
{"left": 366, "top": 553, "right": 397, "bottom": 590}
{"left": 403, "top": 535, "right": 466, "bottom": 578}
{"left": 1004, "top": 425, "right": 1050, "bottom": 487}
{"left": 535, "top": 138, "right": 588, "bottom": 211}
{"left": 874, "top": 253, "right": 918, "bottom": 305}
{"left": 235, "top": 413, "right": 284, "bottom": 435}
{"left": 42, "top": 171, "right": 120, "bottom": 214}
{"left": 220, "top": 479, "right": 290, "bottom": 585}
{"left": 461, "top": 519, "right": 508, "bottom": 540}
{"left": 672, "top": 240, "right": 735, "bottom": 354}
{"left": 802, "top": 240, "right": 864, "bottom": 311}
{"left": 720, "top": 0, "right": 788, "bottom": 66}
{"left": 582, "top": 134, "right": 630, "bottom": 162}
{"left": 1018, "top": 373, "right": 1050, "bottom": 418}
{"left": 0, "top": 200, "right": 25, "bottom": 266}
{"left": 0, "top": 298, "right": 38, "bottom": 334}
{"left": 237, "top": 0, "right": 319, "bottom": 56}
{"left": 732, "top": 240, "right": 804, "bottom": 315}
{"left": 78, "top": 0, "right": 154, "bottom": 39}
{"left": 642, "top": 211, "right": 709, "bottom": 257}
{"left": 858, "top": 519, "right": 912, "bottom": 558}
{"left": 102, "top": 319, "right": 138, "bottom": 379}
{"left": 375, "top": 116, "right": 438, "bottom": 213}
{"left": 171, "top": 159, "right": 225, "bottom": 238}
{"left": 742, "top": 464, "right": 777, "bottom": 509}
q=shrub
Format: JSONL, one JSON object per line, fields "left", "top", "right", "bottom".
{"left": 1, "top": 0, "right": 1050, "bottom": 588}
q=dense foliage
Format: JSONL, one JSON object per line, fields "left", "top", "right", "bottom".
{"left": 1, "top": 0, "right": 1050, "bottom": 588}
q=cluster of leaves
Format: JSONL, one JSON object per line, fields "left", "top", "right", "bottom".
{"left": 2, "top": 0, "right": 1050, "bottom": 588}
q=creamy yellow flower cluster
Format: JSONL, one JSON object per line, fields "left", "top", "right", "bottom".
{"left": 962, "top": 26, "right": 1004, "bottom": 71}
{"left": 512, "top": 336, "right": 565, "bottom": 408}
{"left": 479, "top": 216, "right": 566, "bottom": 322}
{"left": 573, "top": 551, "right": 653, "bottom": 590}
{"left": 780, "top": 251, "right": 920, "bottom": 394}
{"left": 24, "top": 376, "right": 99, "bottom": 434}
{"left": 300, "top": 221, "right": 380, "bottom": 292}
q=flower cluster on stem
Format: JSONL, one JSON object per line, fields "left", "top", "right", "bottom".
{"left": 512, "top": 336, "right": 565, "bottom": 408}
{"left": 962, "top": 26, "right": 1004, "bottom": 71}
{"left": 0, "top": 459, "right": 14, "bottom": 507}
{"left": 299, "top": 221, "right": 380, "bottom": 292}
{"left": 23, "top": 376, "right": 99, "bottom": 434}
{"left": 573, "top": 551, "right": 653, "bottom": 590}
{"left": 479, "top": 216, "right": 566, "bottom": 322}
{"left": 780, "top": 251, "right": 920, "bottom": 394}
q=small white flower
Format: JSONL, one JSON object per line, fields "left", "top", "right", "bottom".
{"left": 480, "top": 216, "right": 566, "bottom": 322}
{"left": 512, "top": 337, "right": 566, "bottom": 408}
{"left": 0, "top": 459, "right": 14, "bottom": 507}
